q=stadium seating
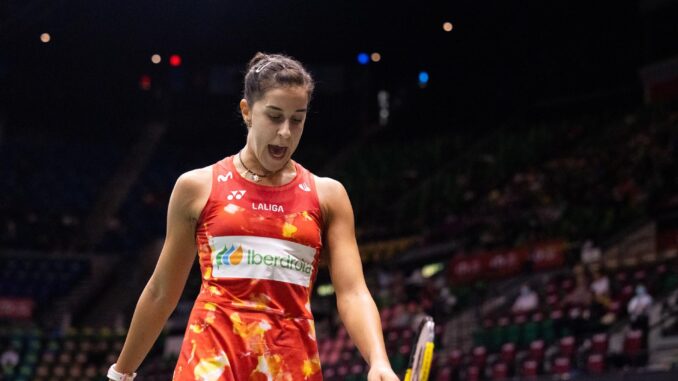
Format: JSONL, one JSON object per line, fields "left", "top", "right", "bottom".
{"left": 0, "top": 257, "right": 89, "bottom": 307}
{"left": 0, "top": 325, "right": 126, "bottom": 381}
{"left": 1, "top": 107, "right": 677, "bottom": 380}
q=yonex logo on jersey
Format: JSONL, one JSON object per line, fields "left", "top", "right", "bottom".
{"left": 299, "top": 183, "right": 311, "bottom": 192}
{"left": 217, "top": 172, "right": 233, "bottom": 183}
{"left": 210, "top": 236, "right": 316, "bottom": 286}
{"left": 227, "top": 190, "right": 246, "bottom": 200}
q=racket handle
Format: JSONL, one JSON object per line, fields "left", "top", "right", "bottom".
{"left": 404, "top": 369, "right": 413, "bottom": 381}
{"left": 420, "top": 342, "right": 435, "bottom": 381}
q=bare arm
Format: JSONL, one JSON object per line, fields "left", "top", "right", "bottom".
{"left": 317, "top": 177, "right": 398, "bottom": 381}
{"left": 112, "top": 168, "right": 210, "bottom": 375}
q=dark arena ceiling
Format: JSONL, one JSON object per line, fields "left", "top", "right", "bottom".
{"left": 0, "top": 0, "right": 676, "bottom": 138}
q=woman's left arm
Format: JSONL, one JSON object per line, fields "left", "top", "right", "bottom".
{"left": 317, "top": 177, "right": 399, "bottom": 381}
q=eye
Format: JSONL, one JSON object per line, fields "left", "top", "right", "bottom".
{"left": 268, "top": 114, "right": 283, "bottom": 121}
{"left": 292, "top": 118, "right": 303, "bottom": 124}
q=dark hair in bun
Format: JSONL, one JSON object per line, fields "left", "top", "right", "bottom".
{"left": 243, "top": 52, "right": 315, "bottom": 106}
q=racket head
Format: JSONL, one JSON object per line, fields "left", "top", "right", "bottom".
{"left": 405, "top": 316, "right": 435, "bottom": 381}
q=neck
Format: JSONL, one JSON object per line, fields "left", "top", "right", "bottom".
{"left": 238, "top": 147, "right": 292, "bottom": 183}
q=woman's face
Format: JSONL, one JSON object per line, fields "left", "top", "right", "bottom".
{"left": 240, "top": 86, "right": 308, "bottom": 173}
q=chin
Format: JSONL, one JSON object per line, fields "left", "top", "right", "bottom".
{"left": 262, "top": 160, "right": 285, "bottom": 173}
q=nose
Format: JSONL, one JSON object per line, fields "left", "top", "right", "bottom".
{"left": 278, "top": 120, "right": 292, "bottom": 139}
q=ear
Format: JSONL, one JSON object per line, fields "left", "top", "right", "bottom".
{"left": 239, "top": 98, "right": 252, "bottom": 127}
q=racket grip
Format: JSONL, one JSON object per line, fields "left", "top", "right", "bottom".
{"left": 420, "top": 342, "right": 435, "bottom": 381}
{"left": 404, "top": 369, "right": 413, "bottom": 381}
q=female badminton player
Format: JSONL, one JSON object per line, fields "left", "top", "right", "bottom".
{"left": 106, "top": 52, "right": 399, "bottom": 381}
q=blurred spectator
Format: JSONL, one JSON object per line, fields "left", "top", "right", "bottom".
{"left": 512, "top": 284, "right": 539, "bottom": 314}
{"left": 1, "top": 347, "right": 19, "bottom": 374}
{"left": 431, "top": 274, "right": 456, "bottom": 323}
{"left": 406, "top": 269, "right": 425, "bottom": 301}
{"left": 564, "top": 276, "right": 592, "bottom": 307}
{"left": 628, "top": 284, "right": 653, "bottom": 345}
{"left": 439, "top": 286, "right": 457, "bottom": 313}
{"left": 590, "top": 267, "right": 612, "bottom": 329}
{"left": 376, "top": 268, "right": 394, "bottom": 290}
{"left": 590, "top": 268, "right": 610, "bottom": 298}
{"left": 372, "top": 268, "right": 393, "bottom": 307}
{"left": 581, "top": 240, "right": 602, "bottom": 264}
{"left": 391, "top": 303, "right": 411, "bottom": 329}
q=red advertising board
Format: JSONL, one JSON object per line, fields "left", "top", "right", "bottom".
{"left": 485, "top": 247, "right": 528, "bottom": 278}
{"left": 449, "top": 240, "right": 566, "bottom": 285}
{"left": 531, "top": 240, "right": 567, "bottom": 270}
{"left": 0, "top": 298, "right": 35, "bottom": 319}
{"left": 449, "top": 255, "right": 484, "bottom": 284}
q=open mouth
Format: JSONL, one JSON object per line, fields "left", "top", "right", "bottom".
{"left": 268, "top": 145, "right": 288, "bottom": 159}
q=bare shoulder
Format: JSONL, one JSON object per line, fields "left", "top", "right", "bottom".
{"left": 314, "top": 176, "right": 352, "bottom": 221}
{"left": 173, "top": 166, "right": 212, "bottom": 219}
{"left": 314, "top": 176, "right": 348, "bottom": 201}
{"left": 176, "top": 166, "right": 211, "bottom": 189}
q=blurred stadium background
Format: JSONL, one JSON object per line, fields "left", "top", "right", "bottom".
{"left": 2, "top": 0, "right": 678, "bottom": 380}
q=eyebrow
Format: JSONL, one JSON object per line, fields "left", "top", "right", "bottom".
{"left": 266, "top": 105, "right": 307, "bottom": 113}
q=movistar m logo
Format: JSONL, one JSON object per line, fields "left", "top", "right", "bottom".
{"left": 217, "top": 172, "right": 233, "bottom": 183}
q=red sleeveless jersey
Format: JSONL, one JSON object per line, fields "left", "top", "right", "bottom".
{"left": 172, "top": 155, "right": 324, "bottom": 381}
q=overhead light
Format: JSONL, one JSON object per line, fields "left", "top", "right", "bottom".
{"left": 357, "top": 52, "right": 369, "bottom": 65}
{"left": 169, "top": 54, "right": 182, "bottom": 67}
{"left": 418, "top": 71, "right": 430, "bottom": 87}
